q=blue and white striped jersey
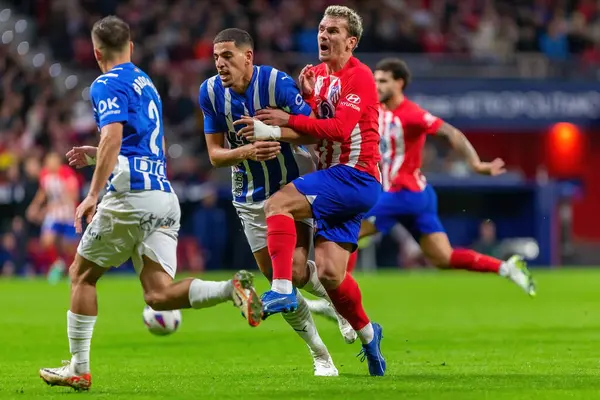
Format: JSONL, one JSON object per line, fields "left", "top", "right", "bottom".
{"left": 90, "top": 62, "right": 172, "bottom": 193}
{"left": 199, "top": 65, "right": 312, "bottom": 203}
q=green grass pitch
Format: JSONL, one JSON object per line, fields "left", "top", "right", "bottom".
{"left": 0, "top": 268, "right": 598, "bottom": 399}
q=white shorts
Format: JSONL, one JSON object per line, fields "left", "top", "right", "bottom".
{"left": 233, "top": 201, "right": 313, "bottom": 253}
{"left": 77, "top": 191, "right": 181, "bottom": 278}
{"left": 234, "top": 145, "right": 316, "bottom": 253}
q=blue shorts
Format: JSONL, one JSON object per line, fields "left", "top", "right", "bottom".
{"left": 42, "top": 220, "right": 78, "bottom": 240}
{"left": 364, "top": 184, "right": 445, "bottom": 240}
{"left": 293, "top": 165, "right": 381, "bottom": 250}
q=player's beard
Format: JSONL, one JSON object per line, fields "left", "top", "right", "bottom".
{"left": 379, "top": 91, "right": 393, "bottom": 104}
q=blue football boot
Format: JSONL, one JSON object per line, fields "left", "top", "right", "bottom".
{"left": 357, "top": 322, "right": 386, "bottom": 376}
{"left": 260, "top": 289, "right": 298, "bottom": 319}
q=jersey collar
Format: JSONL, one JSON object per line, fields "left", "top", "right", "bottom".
{"left": 110, "top": 62, "right": 134, "bottom": 71}
{"left": 248, "top": 66, "right": 258, "bottom": 89}
{"left": 330, "top": 56, "right": 358, "bottom": 76}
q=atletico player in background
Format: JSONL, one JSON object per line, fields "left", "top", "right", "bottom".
{"left": 27, "top": 152, "right": 80, "bottom": 282}
{"left": 351, "top": 58, "right": 535, "bottom": 296}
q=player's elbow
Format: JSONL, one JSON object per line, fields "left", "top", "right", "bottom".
{"left": 208, "top": 156, "right": 220, "bottom": 167}
{"left": 327, "top": 128, "right": 350, "bottom": 142}
{"left": 327, "top": 120, "right": 352, "bottom": 142}
{"left": 207, "top": 152, "right": 224, "bottom": 168}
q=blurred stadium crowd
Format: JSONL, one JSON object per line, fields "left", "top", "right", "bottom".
{"left": 0, "top": 0, "right": 593, "bottom": 276}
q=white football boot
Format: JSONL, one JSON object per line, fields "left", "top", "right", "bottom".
{"left": 305, "top": 298, "right": 358, "bottom": 344}
{"left": 40, "top": 360, "right": 91, "bottom": 391}
{"left": 312, "top": 351, "right": 339, "bottom": 377}
{"left": 503, "top": 255, "right": 536, "bottom": 296}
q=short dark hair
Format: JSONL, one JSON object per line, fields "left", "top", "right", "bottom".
{"left": 91, "top": 16, "right": 130, "bottom": 56}
{"left": 375, "top": 58, "right": 411, "bottom": 90}
{"left": 213, "top": 28, "right": 254, "bottom": 49}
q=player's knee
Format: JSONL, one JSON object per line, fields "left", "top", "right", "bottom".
{"left": 40, "top": 234, "right": 55, "bottom": 249}
{"left": 318, "top": 268, "right": 344, "bottom": 290}
{"left": 427, "top": 252, "right": 452, "bottom": 269}
{"left": 291, "top": 265, "right": 309, "bottom": 288}
{"left": 68, "top": 262, "right": 83, "bottom": 285}
{"left": 68, "top": 259, "right": 99, "bottom": 287}
{"left": 264, "top": 193, "right": 286, "bottom": 218}
{"left": 144, "top": 291, "right": 170, "bottom": 311}
{"left": 316, "top": 261, "right": 344, "bottom": 290}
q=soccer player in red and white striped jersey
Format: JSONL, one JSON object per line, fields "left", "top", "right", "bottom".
{"left": 292, "top": 57, "right": 381, "bottom": 178}
{"left": 356, "top": 58, "right": 535, "bottom": 296}
{"left": 27, "top": 152, "right": 80, "bottom": 278}
{"left": 236, "top": 5, "right": 386, "bottom": 376}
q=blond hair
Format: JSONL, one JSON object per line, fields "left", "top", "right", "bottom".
{"left": 324, "top": 5, "right": 363, "bottom": 45}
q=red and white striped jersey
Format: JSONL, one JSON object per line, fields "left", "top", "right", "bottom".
{"left": 287, "top": 57, "right": 381, "bottom": 180}
{"left": 379, "top": 99, "right": 443, "bottom": 192}
{"left": 40, "top": 165, "right": 79, "bottom": 222}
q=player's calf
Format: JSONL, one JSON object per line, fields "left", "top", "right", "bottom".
{"left": 346, "top": 251, "right": 358, "bottom": 274}
{"left": 315, "top": 241, "right": 373, "bottom": 340}
{"left": 301, "top": 260, "right": 358, "bottom": 344}
{"left": 325, "top": 272, "right": 386, "bottom": 376}
{"left": 143, "top": 290, "right": 175, "bottom": 311}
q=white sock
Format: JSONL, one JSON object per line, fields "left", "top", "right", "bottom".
{"left": 304, "top": 298, "right": 330, "bottom": 314}
{"left": 67, "top": 310, "right": 96, "bottom": 374}
{"left": 357, "top": 322, "right": 375, "bottom": 345}
{"left": 282, "top": 291, "right": 329, "bottom": 356}
{"left": 188, "top": 279, "right": 233, "bottom": 309}
{"left": 272, "top": 279, "right": 293, "bottom": 295}
{"left": 498, "top": 262, "right": 510, "bottom": 277}
{"left": 302, "top": 260, "right": 328, "bottom": 299}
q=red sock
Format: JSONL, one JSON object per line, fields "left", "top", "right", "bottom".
{"left": 449, "top": 248, "right": 502, "bottom": 273}
{"left": 347, "top": 251, "right": 358, "bottom": 274}
{"left": 46, "top": 247, "right": 59, "bottom": 265}
{"left": 326, "top": 274, "right": 370, "bottom": 331}
{"left": 266, "top": 215, "right": 296, "bottom": 281}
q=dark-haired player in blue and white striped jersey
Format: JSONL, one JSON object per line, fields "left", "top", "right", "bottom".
{"left": 40, "top": 17, "right": 262, "bottom": 392}
{"left": 199, "top": 28, "right": 356, "bottom": 376}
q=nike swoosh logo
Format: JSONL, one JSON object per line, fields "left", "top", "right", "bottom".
{"left": 294, "top": 326, "right": 308, "bottom": 333}
{"left": 262, "top": 299, "right": 281, "bottom": 308}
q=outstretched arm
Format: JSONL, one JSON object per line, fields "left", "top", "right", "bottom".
{"left": 436, "top": 122, "right": 505, "bottom": 176}
{"left": 278, "top": 127, "right": 319, "bottom": 145}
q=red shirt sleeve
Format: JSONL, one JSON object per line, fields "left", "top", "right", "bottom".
{"left": 288, "top": 68, "right": 376, "bottom": 142}
{"left": 414, "top": 106, "right": 443, "bottom": 135}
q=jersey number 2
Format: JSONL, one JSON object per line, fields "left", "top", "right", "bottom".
{"left": 148, "top": 100, "right": 161, "bottom": 156}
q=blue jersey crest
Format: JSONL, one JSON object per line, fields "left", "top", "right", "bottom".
{"left": 199, "top": 65, "right": 312, "bottom": 203}
{"left": 90, "top": 62, "right": 172, "bottom": 193}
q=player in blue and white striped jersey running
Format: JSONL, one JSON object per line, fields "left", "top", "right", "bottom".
{"left": 199, "top": 29, "right": 356, "bottom": 376}
{"left": 40, "top": 17, "right": 262, "bottom": 392}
